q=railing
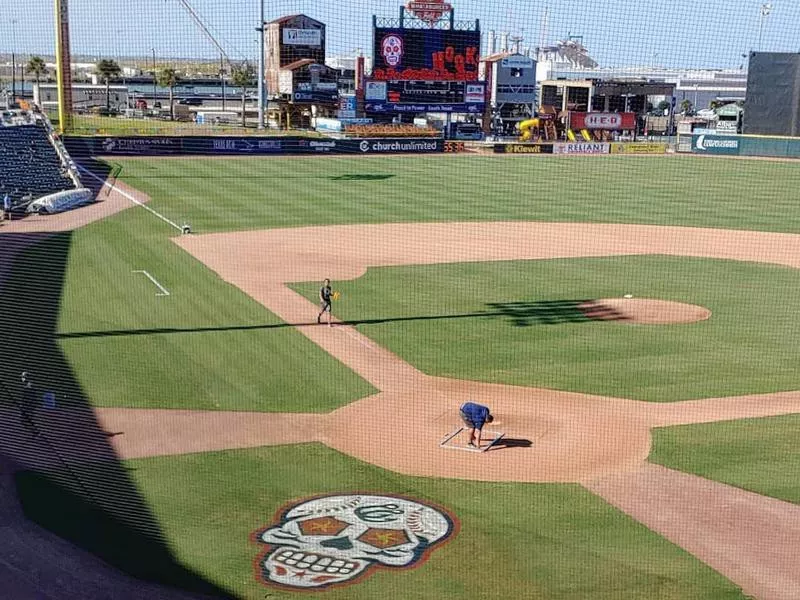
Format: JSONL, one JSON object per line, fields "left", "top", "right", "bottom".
{"left": 41, "top": 113, "right": 82, "bottom": 190}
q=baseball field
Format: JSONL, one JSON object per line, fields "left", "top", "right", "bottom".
{"left": 3, "top": 153, "right": 800, "bottom": 599}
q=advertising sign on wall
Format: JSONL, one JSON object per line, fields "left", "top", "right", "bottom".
{"left": 365, "top": 102, "right": 483, "bottom": 114}
{"left": 552, "top": 142, "right": 610, "bottom": 155}
{"left": 610, "top": 142, "right": 668, "bottom": 154}
{"left": 406, "top": 0, "right": 452, "bottom": 25}
{"left": 65, "top": 136, "right": 443, "bottom": 156}
{"left": 691, "top": 134, "right": 740, "bottom": 155}
{"left": 278, "top": 71, "right": 293, "bottom": 95}
{"left": 464, "top": 83, "right": 485, "bottom": 103}
{"left": 365, "top": 81, "right": 388, "bottom": 101}
{"left": 500, "top": 55, "right": 534, "bottom": 69}
{"left": 293, "top": 91, "right": 339, "bottom": 103}
{"left": 372, "top": 28, "right": 480, "bottom": 81}
{"left": 338, "top": 95, "right": 357, "bottom": 119}
{"left": 352, "top": 138, "right": 443, "bottom": 153}
{"left": 570, "top": 112, "right": 636, "bottom": 130}
{"left": 98, "top": 137, "right": 183, "bottom": 155}
{"left": 283, "top": 29, "right": 322, "bottom": 46}
{"left": 715, "top": 120, "right": 738, "bottom": 133}
{"left": 494, "top": 143, "right": 554, "bottom": 154}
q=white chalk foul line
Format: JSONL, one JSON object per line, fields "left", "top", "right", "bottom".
{"left": 77, "top": 164, "right": 184, "bottom": 233}
{"left": 132, "top": 270, "right": 171, "bottom": 297}
{"left": 338, "top": 325, "right": 379, "bottom": 351}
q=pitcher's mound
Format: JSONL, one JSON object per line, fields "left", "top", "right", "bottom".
{"left": 579, "top": 298, "right": 711, "bottom": 325}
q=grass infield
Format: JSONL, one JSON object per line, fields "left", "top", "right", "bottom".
{"left": 650, "top": 414, "right": 800, "bottom": 504}
{"left": 65, "top": 445, "right": 745, "bottom": 599}
{"left": 294, "top": 255, "right": 800, "bottom": 402}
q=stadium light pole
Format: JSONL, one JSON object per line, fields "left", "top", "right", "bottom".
{"left": 11, "top": 19, "right": 18, "bottom": 100}
{"left": 256, "top": 0, "right": 265, "bottom": 130}
{"left": 151, "top": 48, "right": 157, "bottom": 107}
{"left": 758, "top": 3, "right": 772, "bottom": 51}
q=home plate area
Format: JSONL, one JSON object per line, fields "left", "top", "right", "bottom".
{"left": 439, "top": 427, "right": 506, "bottom": 453}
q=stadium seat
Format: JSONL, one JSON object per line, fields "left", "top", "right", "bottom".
{"left": 0, "top": 123, "right": 76, "bottom": 213}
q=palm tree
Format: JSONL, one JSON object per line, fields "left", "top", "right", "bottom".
{"left": 95, "top": 59, "right": 121, "bottom": 114}
{"left": 231, "top": 62, "right": 255, "bottom": 128}
{"left": 156, "top": 68, "right": 180, "bottom": 120}
{"left": 27, "top": 56, "right": 47, "bottom": 85}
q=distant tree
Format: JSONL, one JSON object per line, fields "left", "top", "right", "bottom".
{"left": 95, "top": 59, "right": 122, "bottom": 113}
{"left": 231, "top": 62, "right": 255, "bottom": 128}
{"left": 680, "top": 99, "right": 693, "bottom": 115}
{"left": 156, "top": 68, "right": 180, "bottom": 120}
{"left": 655, "top": 100, "right": 671, "bottom": 114}
{"left": 26, "top": 56, "right": 47, "bottom": 85}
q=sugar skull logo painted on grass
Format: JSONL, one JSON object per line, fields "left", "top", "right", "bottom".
{"left": 253, "top": 494, "right": 458, "bottom": 590}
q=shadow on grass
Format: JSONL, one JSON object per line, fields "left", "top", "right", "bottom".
{"left": 73, "top": 157, "right": 116, "bottom": 199}
{"left": 56, "top": 299, "right": 617, "bottom": 341}
{"left": 89, "top": 172, "right": 396, "bottom": 181}
{"left": 0, "top": 232, "right": 231, "bottom": 598}
{"left": 327, "top": 174, "right": 395, "bottom": 181}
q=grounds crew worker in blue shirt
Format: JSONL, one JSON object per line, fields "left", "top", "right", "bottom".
{"left": 459, "top": 401, "right": 494, "bottom": 448}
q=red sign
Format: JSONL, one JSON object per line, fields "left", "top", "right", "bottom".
{"left": 570, "top": 112, "right": 636, "bottom": 130}
{"left": 407, "top": 0, "right": 452, "bottom": 25}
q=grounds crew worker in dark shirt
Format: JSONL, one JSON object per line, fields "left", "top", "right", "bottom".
{"left": 318, "top": 278, "right": 333, "bottom": 327}
{"left": 459, "top": 401, "right": 494, "bottom": 448}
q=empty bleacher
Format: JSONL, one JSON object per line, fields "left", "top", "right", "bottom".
{"left": 0, "top": 118, "right": 77, "bottom": 214}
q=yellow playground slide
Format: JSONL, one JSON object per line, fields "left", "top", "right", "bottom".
{"left": 518, "top": 118, "right": 540, "bottom": 141}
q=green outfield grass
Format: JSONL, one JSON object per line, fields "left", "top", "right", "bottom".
{"left": 3, "top": 214, "right": 374, "bottom": 412}
{"left": 650, "top": 414, "right": 800, "bottom": 504}
{"left": 294, "top": 255, "right": 800, "bottom": 401}
{"left": 108, "top": 154, "right": 800, "bottom": 234}
{"left": 46, "top": 445, "right": 741, "bottom": 599}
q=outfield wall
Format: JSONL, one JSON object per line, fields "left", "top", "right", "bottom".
{"left": 63, "top": 136, "right": 445, "bottom": 157}
{"left": 686, "top": 133, "right": 800, "bottom": 158}
{"left": 493, "top": 142, "right": 668, "bottom": 155}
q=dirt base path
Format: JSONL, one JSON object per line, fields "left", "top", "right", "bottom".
{"left": 585, "top": 463, "right": 800, "bottom": 600}
{"left": 0, "top": 179, "right": 148, "bottom": 234}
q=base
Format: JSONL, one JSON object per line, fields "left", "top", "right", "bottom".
{"left": 439, "top": 427, "right": 505, "bottom": 453}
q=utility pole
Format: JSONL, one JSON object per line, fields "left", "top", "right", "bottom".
{"left": 257, "top": 0, "right": 265, "bottom": 129}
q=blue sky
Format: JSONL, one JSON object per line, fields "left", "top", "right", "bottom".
{"left": 1, "top": 0, "right": 799, "bottom": 69}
